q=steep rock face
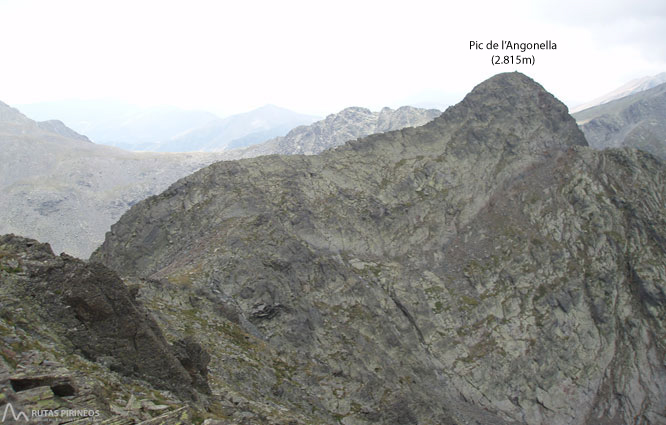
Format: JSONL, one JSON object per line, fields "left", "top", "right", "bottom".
{"left": 574, "top": 82, "right": 666, "bottom": 160}
{"left": 0, "top": 234, "right": 210, "bottom": 401}
{"left": 92, "top": 73, "right": 665, "bottom": 424}
{"left": 222, "top": 105, "right": 441, "bottom": 158}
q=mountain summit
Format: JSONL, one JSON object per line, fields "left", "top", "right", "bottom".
{"left": 11, "top": 72, "right": 666, "bottom": 424}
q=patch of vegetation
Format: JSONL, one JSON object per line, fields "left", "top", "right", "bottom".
{"left": 0, "top": 264, "right": 21, "bottom": 273}
{"left": 0, "top": 251, "right": 22, "bottom": 274}
{"left": 531, "top": 238, "right": 544, "bottom": 246}
{"left": 604, "top": 230, "right": 624, "bottom": 244}
{"left": 534, "top": 284, "right": 549, "bottom": 301}
{"left": 168, "top": 264, "right": 205, "bottom": 286}
{"left": 218, "top": 322, "right": 258, "bottom": 352}
{"left": 464, "top": 260, "right": 482, "bottom": 275}
{"left": 460, "top": 338, "right": 501, "bottom": 363}
{"left": 456, "top": 327, "right": 469, "bottom": 337}
{"left": 534, "top": 310, "right": 546, "bottom": 328}
{"left": 424, "top": 285, "right": 445, "bottom": 297}
{"left": 595, "top": 192, "right": 607, "bottom": 203}
{"left": 273, "top": 358, "right": 298, "bottom": 385}
{"left": 345, "top": 304, "right": 373, "bottom": 321}
{"left": 526, "top": 192, "right": 541, "bottom": 204}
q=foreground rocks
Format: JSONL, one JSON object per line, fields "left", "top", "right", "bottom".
{"left": 0, "top": 234, "right": 212, "bottom": 423}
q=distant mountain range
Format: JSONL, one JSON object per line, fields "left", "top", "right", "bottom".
{"left": 570, "top": 72, "right": 666, "bottom": 113}
{"left": 222, "top": 105, "right": 442, "bottom": 159}
{"left": 573, "top": 81, "right": 666, "bottom": 160}
{"left": 18, "top": 101, "right": 318, "bottom": 152}
{"left": 17, "top": 100, "right": 218, "bottom": 150}
{"left": 165, "top": 104, "right": 319, "bottom": 152}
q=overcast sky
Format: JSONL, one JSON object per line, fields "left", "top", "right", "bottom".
{"left": 0, "top": 0, "right": 664, "bottom": 117}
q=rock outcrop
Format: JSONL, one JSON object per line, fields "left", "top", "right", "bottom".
{"left": 92, "top": 72, "right": 666, "bottom": 424}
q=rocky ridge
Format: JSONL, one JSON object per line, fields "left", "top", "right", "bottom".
{"left": 221, "top": 105, "right": 441, "bottom": 159}
{"left": 91, "top": 72, "right": 666, "bottom": 424}
{"left": 573, "top": 81, "right": 666, "bottom": 160}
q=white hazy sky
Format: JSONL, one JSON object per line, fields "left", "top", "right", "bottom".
{"left": 1, "top": 0, "right": 664, "bottom": 117}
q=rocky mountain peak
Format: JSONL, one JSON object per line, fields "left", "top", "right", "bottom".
{"left": 326, "top": 106, "right": 375, "bottom": 123}
{"left": 435, "top": 72, "right": 587, "bottom": 157}
{"left": 457, "top": 71, "right": 564, "bottom": 111}
{"left": 93, "top": 72, "right": 590, "bottom": 276}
